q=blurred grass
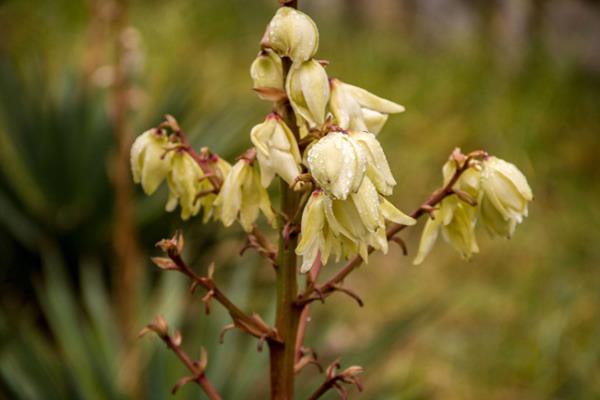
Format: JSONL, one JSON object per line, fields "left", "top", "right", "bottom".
{"left": 1, "top": 0, "right": 599, "bottom": 398}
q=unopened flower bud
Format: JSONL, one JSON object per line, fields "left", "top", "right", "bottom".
{"left": 306, "top": 131, "right": 366, "bottom": 200}
{"left": 480, "top": 157, "right": 533, "bottom": 238}
{"left": 214, "top": 159, "right": 275, "bottom": 232}
{"left": 261, "top": 7, "right": 319, "bottom": 63}
{"left": 329, "top": 79, "right": 404, "bottom": 134}
{"left": 250, "top": 49, "right": 284, "bottom": 101}
{"left": 350, "top": 131, "right": 396, "bottom": 196}
{"left": 286, "top": 59, "right": 330, "bottom": 130}
{"left": 250, "top": 113, "right": 301, "bottom": 187}
{"left": 130, "top": 130, "right": 172, "bottom": 195}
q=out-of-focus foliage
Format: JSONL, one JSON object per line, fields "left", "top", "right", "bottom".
{"left": 0, "top": 246, "right": 280, "bottom": 399}
{"left": 1, "top": 0, "right": 599, "bottom": 399}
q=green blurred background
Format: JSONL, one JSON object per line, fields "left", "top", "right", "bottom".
{"left": 1, "top": 0, "right": 599, "bottom": 398}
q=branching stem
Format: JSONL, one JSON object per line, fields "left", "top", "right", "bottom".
{"left": 160, "top": 334, "right": 222, "bottom": 400}
{"left": 163, "top": 246, "right": 281, "bottom": 342}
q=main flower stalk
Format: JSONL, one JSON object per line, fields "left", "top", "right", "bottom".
{"left": 268, "top": 53, "right": 303, "bottom": 400}
{"left": 269, "top": 179, "right": 302, "bottom": 399}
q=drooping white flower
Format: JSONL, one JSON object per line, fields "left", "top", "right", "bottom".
{"left": 165, "top": 152, "right": 211, "bottom": 221}
{"left": 214, "top": 159, "right": 275, "bottom": 232}
{"left": 196, "top": 155, "right": 231, "bottom": 223}
{"left": 297, "top": 178, "right": 415, "bottom": 273}
{"left": 250, "top": 113, "right": 301, "bottom": 187}
{"left": 349, "top": 131, "right": 396, "bottom": 196}
{"left": 261, "top": 6, "right": 319, "bottom": 63}
{"left": 296, "top": 190, "right": 367, "bottom": 273}
{"left": 130, "top": 129, "right": 172, "bottom": 195}
{"left": 414, "top": 162, "right": 482, "bottom": 265}
{"left": 306, "top": 131, "right": 366, "bottom": 200}
{"left": 296, "top": 190, "right": 329, "bottom": 273}
{"left": 362, "top": 109, "right": 389, "bottom": 135}
{"left": 286, "top": 59, "right": 330, "bottom": 132}
{"left": 479, "top": 157, "right": 533, "bottom": 238}
{"left": 327, "top": 177, "right": 415, "bottom": 261}
{"left": 329, "top": 78, "right": 405, "bottom": 134}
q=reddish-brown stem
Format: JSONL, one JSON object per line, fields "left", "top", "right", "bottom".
{"left": 295, "top": 258, "right": 322, "bottom": 363}
{"left": 161, "top": 335, "right": 221, "bottom": 400}
{"left": 307, "top": 361, "right": 363, "bottom": 400}
{"left": 166, "top": 250, "right": 280, "bottom": 342}
{"left": 297, "top": 155, "right": 477, "bottom": 305}
{"left": 251, "top": 225, "right": 278, "bottom": 263}
{"left": 307, "top": 380, "right": 337, "bottom": 400}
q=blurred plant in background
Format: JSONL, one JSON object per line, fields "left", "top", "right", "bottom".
{"left": 0, "top": 0, "right": 599, "bottom": 399}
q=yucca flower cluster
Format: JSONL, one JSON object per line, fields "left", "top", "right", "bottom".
{"left": 130, "top": 6, "right": 533, "bottom": 273}
{"left": 131, "top": 128, "right": 231, "bottom": 221}
{"left": 255, "top": 7, "right": 415, "bottom": 272}
{"left": 414, "top": 154, "right": 533, "bottom": 264}
{"left": 132, "top": 4, "right": 534, "bottom": 399}
{"left": 131, "top": 6, "right": 417, "bottom": 273}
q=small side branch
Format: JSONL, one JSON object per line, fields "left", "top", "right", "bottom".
{"left": 139, "top": 316, "right": 221, "bottom": 400}
{"left": 307, "top": 359, "right": 363, "bottom": 400}
{"left": 294, "top": 257, "right": 323, "bottom": 364}
{"left": 240, "top": 225, "right": 278, "bottom": 265}
{"left": 154, "top": 232, "right": 281, "bottom": 343}
{"left": 297, "top": 149, "right": 486, "bottom": 305}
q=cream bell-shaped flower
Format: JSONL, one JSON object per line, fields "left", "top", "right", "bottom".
{"left": 165, "top": 152, "right": 208, "bottom": 221}
{"left": 212, "top": 155, "right": 232, "bottom": 183}
{"left": 330, "top": 177, "right": 415, "bottom": 261}
{"left": 350, "top": 131, "right": 396, "bottom": 196}
{"left": 250, "top": 113, "right": 302, "bottom": 187}
{"left": 351, "top": 178, "right": 416, "bottom": 234}
{"left": 362, "top": 109, "right": 389, "bottom": 135}
{"left": 214, "top": 159, "right": 275, "bottom": 232}
{"left": 480, "top": 157, "right": 533, "bottom": 238}
{"left": 130, "top": 129, "right": 172, "bottom": 195}
{"left": 414, "top": 164, "right": 482, "bottom": 265}
{"left": 306, "top": 131, "right": 366, "bottom": 200}
{"left": 296, "top": 190, "right": 329, "bottom": 273}
{"left": 250, "top": 49, "right": 284, "bottom": 101}
{"left": 261, "top": 6, "right": 319, "bottom": 63}
{"left": 286, "top": 59, "right": 330, "bottom": 132}
{"left": 297, "top": 179, "right": 416, "bottom": 273}
{"left": 329, "top": 78, "right": 405, "bottom": 134}
{"left": 296, "top": 190, "right": 365, "bottom": 273}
